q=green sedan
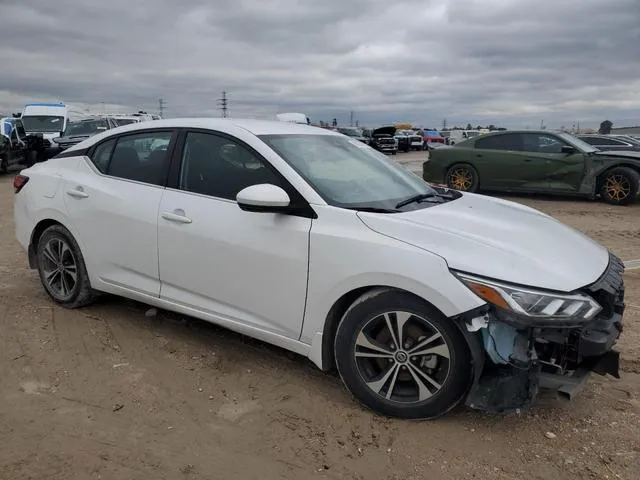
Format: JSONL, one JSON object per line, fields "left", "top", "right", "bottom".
{"left": 423, "top": 130, "right": 640, "bottom": 205}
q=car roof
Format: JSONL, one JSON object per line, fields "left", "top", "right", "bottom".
{"left": 115, "top": 118, "right": 337, "bottom": 136}
{"left": 62, "top": 117, "right": 341, "bottom": 154}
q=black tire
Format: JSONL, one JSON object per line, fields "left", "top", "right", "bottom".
{"left": 36, "top": 225, "right": 95, "bottom": 308}
{"left": 599, "top": 167, "right": 640, "bottom": 206}
{"left": 391, "top": 151, "right": 397, "bottom": 155}
{"left": 0, "top": 154, "right": 7, "bottom": 174}
{"left": 334, "top": 288, "right": 472, "bottom": 419}
{"left": 445, "top": 164, "right": 479, "bottom": 192}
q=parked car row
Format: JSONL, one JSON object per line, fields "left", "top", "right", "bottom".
{"left": 0, "top": 107, "right": 160, "bottom": 174}
{"left": 423, "top": 130, "right": 640, "bottom": 205}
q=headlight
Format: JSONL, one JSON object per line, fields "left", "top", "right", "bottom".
{"left": 456, "top": 273, "right": 601, "bottom": 322}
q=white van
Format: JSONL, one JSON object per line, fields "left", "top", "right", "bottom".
{"left": 21, "top": 103, "right": 68, "bottom": 156}
{"left": 276, "top": 112, "right": 310, "bottom": 125}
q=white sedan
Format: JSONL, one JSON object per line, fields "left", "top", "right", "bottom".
{"left": 14, "top": 118, "right": 624, "bottom": 418}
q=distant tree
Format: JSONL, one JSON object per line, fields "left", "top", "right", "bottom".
{"left": 488, "top": 124, "right": 496, "bottom": 130}
{"left": 475, "top": 125, "right": 482, "bottom": 130}
{"left": 12, "top": 112, "right": 21, "bottom": 118}
{"left": 598, "top": 120, "right": 613, "bottom": 134}
{"left": 332, "top": 118, "right": 337, "bottom": 127}
{"left": 466, "top": 123, "right": 472, "bottom": 130}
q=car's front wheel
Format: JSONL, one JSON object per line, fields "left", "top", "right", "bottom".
{"left": 36, "top": 224, "right": 95, "bottom": 308}
{"left": 599, "top": 167, "right": 640, "bottom": 205}
{"left": 334, "top": 289, "right": 472, "bottom": 419}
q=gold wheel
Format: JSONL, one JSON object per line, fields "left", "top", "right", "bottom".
{"left": 447, "top": 167, "right": 474, "bottom": 191}
{"left": 604, "top": 174, "right": 631, "bottom": 202}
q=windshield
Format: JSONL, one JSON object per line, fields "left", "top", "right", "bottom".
{"left": 64, "top": 119, "right": 109, "bottom": 136}
{"left": 557, "top": 132, "right": 598, "bottom": 153}
{"left": 465, "top": 131, "right": 480, "bottom": 138}
{"left": 259, "top": 134, "right": 437, "bottom": 210}
{"left": 337, "top": 128, "right": 363, "bottom": 137}
{"left": 21, "top": 115, "right": 65, "bottom": 133}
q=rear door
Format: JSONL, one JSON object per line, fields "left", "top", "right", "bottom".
{"left": 62, "top": 129, "right": 177, "bottom": 296}
{"left": 472, "top": 133, "right": 529, "bottom": 189}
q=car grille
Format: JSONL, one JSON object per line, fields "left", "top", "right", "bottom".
{"left": 584, "top": 252, "right": 625, "bottom": 319}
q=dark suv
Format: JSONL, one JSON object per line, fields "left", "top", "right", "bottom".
{"left": 53, "top": 116, "right": 119, "bottom": 152}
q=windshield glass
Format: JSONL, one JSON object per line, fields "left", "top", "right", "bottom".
{"left": 64, "top": 119, "right": 109, "bottom": 136}
{"left": 557, "top": 132, "right": 598, "bottom": 153}
{"left": 21, "top": 115, "right": 64, "bottom": 133}
{"left": 259, "top": 134, "right": 437, "bottom": 210}
{"left": 337, "top": 128, "right": 363, "bottom": 137}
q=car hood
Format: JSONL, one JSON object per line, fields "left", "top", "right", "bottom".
{"left": 595, "top": 150, "right": 640, "bottom": 159}
{"left": 357, "top": 193, "right": 609, "bottom": 292}
{"left": 373, "top": 126, "right": 396, "bottom": 136}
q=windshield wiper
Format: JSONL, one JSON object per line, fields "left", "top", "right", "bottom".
{"left": 345, "top": 206, "right": 400, "bottom": 213}
{"left": 395, "top": 193, "right": 439, "bottom": 209}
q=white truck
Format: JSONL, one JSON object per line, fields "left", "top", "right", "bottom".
{"left": 21, "top": 103, "right": 68, "bottom": 158}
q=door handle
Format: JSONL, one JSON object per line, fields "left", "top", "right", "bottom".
{"left": 161, "top": 210, "right": 192, "bottom": 224}
{"left": 524, "top": 158, "right": 533, "bottom": 162}
{"left": 66, "top": 187, "right": 89, "bottom": 198}
{"left": 475, "top": 154, "right": 483, "bottom": 158}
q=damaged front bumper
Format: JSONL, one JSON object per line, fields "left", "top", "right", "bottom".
{"left": 461, "top": 254, "right": 625, "bottom": 413}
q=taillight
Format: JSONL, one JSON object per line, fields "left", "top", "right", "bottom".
{"left": 13, "top": 175, "right": 29, "bottom": 194}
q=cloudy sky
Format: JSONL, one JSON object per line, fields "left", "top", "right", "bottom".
{"left": 0, "top": 0, "right": 639, "bottom": 128}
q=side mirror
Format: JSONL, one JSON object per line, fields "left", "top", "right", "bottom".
{"left": 561, "top": 145, "right": 576, "bottom": 154}
{"left": 236, "top": 184, "right": 290, "bottom": 213}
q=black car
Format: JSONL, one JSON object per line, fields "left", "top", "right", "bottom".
{"left": 53, "top": 117, "right": 118, "bottom": 152}
{"left": 336, "top": 127, "right": 368, "bottom": 143}
{"left": 577, "top": 134, "right": 640, "bottom": 152}
{"left": 363, "top": 126, "right": 398, "bottom": 155}
{"left": 0, "top": 119, "right": 42, "bottom": 173}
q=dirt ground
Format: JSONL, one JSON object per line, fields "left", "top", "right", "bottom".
{"left": 1, "top": 159, "right": 639, "bottom": 480}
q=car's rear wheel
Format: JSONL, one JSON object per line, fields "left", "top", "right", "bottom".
{"left": 334, "top": 289, "right": 472, "bottom": 419}
{"left": 599, "top": 167, "right": 640, "bottom": 205}
{"left": 36, "top": 225, "right": 95, "bottom": 308}
{"left": 0, "top": 154, "right": 7, "bottom": 173}
{"left": 445, "top": 164, "right": 479, "bottom": 192}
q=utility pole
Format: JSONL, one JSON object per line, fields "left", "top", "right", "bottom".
{"left": 350, "top": 111, "right": 354, "bottom": 127}
{"left": 218, "top": 91, "right": 228, "bottom": 118}
{"left": 158, "top": 98, "right": 166, "bottom": 118}
{"left": 442, "top": 118, "right": 447, "bottom": 130}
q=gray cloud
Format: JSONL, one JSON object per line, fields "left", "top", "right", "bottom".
{"left": 0, "top": 0, "right": 639, "bottom": 128}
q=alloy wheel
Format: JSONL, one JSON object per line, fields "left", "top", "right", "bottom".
{"left": 41, "top": 237, "right": 78, "bottom": 301}
{"left": 448, "top": 168, "right": 473, "bottom": 191}
{"left": 604, "top": 174, "right": 631, "bottom": 202}
{"left": 353, "top": 310, "right": 451, "bottom": 404}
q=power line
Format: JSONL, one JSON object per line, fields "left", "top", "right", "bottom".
{"left": 158, "top": 98, "right": 166, "bottom": 118}
{"left": 218, "top": 91, "right": 228, "bottom": 118}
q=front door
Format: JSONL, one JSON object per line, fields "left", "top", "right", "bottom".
{"left": 157, "top": 130, "right": 312, "bottom": 339}
{"left": 519, "top": 133, "right": 586, "bottom": 192}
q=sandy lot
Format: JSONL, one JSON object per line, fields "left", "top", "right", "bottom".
{"left": 1, "top": 161, "right": 639, "bottom": 480}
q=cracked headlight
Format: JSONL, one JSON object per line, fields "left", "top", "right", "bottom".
{"left": 456, "top": 273, "right": 601, "bottom": 322}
